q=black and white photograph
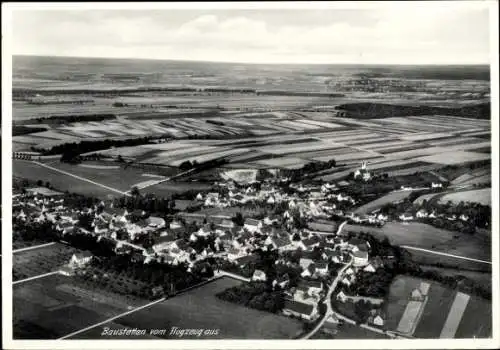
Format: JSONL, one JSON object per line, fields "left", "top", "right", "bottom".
{"left": 2, "top": 2, "right": 499, "bottom": 349}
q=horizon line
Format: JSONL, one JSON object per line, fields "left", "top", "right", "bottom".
{"left": 12, "top": 53, "right": 491, "bottom": 67}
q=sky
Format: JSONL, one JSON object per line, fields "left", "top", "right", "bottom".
{"left": 9, "top": 3, "right": 492, "bottom": 65}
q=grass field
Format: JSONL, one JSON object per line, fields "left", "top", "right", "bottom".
{"left": 13, "top": 243, "right": 78, "bottom": 281}
{"left": 43, "top": 161, "right": 164, "bottom": 192}
{"left": 72, "top": 277, "right": 303, "bottom": 339}
{"left": 438, "top": 188, "right": 491, "bottom": 206}
{"left": 13, "top": 274, "right": 137, "bottom": 339}
{"left": 354, "top": 190, "right": 415, "bottom": 214}
{"left": 13, "top": 160, "right": 121, "bottom": 199}
{"left": 345, "top": 222, "right": 491, "bottom": 263}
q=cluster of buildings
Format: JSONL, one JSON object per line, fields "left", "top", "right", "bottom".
{"left": 12, "top": 179, "right": 384, "bottom": 326}
{"left": 199, "top": 179, "right": 357, "bottom": 223}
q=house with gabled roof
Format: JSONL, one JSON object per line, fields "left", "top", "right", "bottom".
{"left": 314, "top": 261, "right": 329, "bottom": 276}
{"left": 352, "top": 250, "right": 369, "bottom": 267}
{"left": 252, "top": 269, "right": 267, "bottom": 282}
{"left": 323, "top": 249, "right": 342, "bottom": 263}
{"left": 244, "top": 218, "right": 262, "bottom": 233}
{"left": 282, "top": 300, "right": 319, "bottom": 322}
{"left": 69, "top": 251, "right": 93, "bottom": 268}
{"left": 272, "top": 274, "right": 290, "bottom": 289}
{"left": 301, "top": 263, "right": 316, "bottom": 278}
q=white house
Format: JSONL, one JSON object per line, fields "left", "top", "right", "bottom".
{"left": 373, "top": 315, "right": 385, "bottom": 326}
{"left": 459, "top": 214, "right": 469, "bottom": 222}
{"left": 399, "top": 212, "right": 414, "bottom": 221}
{"left": 244, "top": 218, "right": 262, "bottom": 233}
{"left": 314, "top": 262, "right": 329, "bottom": 276}
{"left": 416, "top": 209, "right": 428, "bottom": 218}
{"left": 352, "top": 250, "right": 369, "bottom": 267}
{"left": 431, "top": 182, "right": 443, "bottom": 188}
{"left": 69, "top": 251, "right": 93, "bottom": 269}
{"left": 252, "top": 269, "right": 267, "bottom": 282}
{"left": 341, "top": 277, "right": 352, "bottom": 286}
{"left": 282, "top": 300, "right": 319, "bottom": 322}
{"left": 363, "top": 264, "right": 376, "bottom": 273}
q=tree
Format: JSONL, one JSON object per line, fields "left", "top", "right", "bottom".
{"left": 232, "top": 212, "right": 244, "bottom": 226}
{"left": 130, "top": 186, "right": 140, "bottom": 197}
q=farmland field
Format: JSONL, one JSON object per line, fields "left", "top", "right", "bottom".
{"left": 13, "top": 273, "right": 140, "bottom": 339}
{"left": 385, "top": 276, "right": 491, "bottom": 338}
{"left": 438, "top": 188, "right": 491, "bottom": 206}
{"left": 13, "top": 243, "right": 78, "bottom": 281}
{"left": 13, "top": 160, "right": 122, "bottom": 198}
{"left": 72, "top": 277, "right": 303, "bottom": 339}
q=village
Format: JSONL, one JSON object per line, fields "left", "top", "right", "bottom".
{"left": 11, "top": 157, "right": 492, "bottom": 340}
{"left": 13, "top": 161, "right": 410, "bottom": 332}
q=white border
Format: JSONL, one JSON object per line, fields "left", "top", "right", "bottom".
{"left": 2, "top": 1, "right": 499, "bottom": 349}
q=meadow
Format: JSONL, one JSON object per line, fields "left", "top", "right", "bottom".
{"left": 13, "top": 243, "right": 78, "bottom": 281}
{"left": 345, "top": 222, "right": 491, "bottom": 263}
{"left": 72, "top": 277, "right": 303, "bottom": 339}
{"left": 13, "top": 273, "right": 137, "bottom": 339}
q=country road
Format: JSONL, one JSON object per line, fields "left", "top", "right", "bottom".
{"left": 301, "top": 220, "right": 349, "bottom": 339}
{"left": 128, "top": 168, "right": 197, "bottom": 192}
{"left": 33, "top": 161, "right": 130, "bottom": 196}
{"left": 401, "top": 245, "right": 492, "bottom": 265}
{"left": 301, "top": 260, "right": 353, "bottom": 339}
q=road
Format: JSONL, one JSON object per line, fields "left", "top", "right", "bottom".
{"left": 33, "top": 161, "right": 130, "bottom": 196}
{"left": 13, "top": 271, "right": 59, "bottom": 285}
{"left": 300, "top": 220, "right": 349, "bottom": 339}
{"left": 401, "top": 245, "right": 492, "bottom": 265}
{"left": 336, "top": 221, "right": 348, "bottom": 235}
{"left": 13, "top": 241, "right": 56, "bottom": 254}
{"left": 215, "top": 270, "right": 251, "bottom": 283}
{"left": 301, "top": 260, "right": 353, "bottom": 339}
{"left": 129, "top": 168, "right": 197, "bottom": 192}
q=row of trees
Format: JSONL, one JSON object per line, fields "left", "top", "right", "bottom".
{"left": 281, "top": 159, "right": 337, "bottom": 182}
{"left": 35, "top": 136, "right": 153, "bottom": 157}
{"left": 216, "top": 282, "right": 285, "bottom": 314}
{"left": 113, "top": 193, "right": 177, "bottom": 215}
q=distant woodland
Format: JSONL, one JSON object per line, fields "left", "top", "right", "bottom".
{"left": 335, "top": 102, "right": 490, "bottom": 120}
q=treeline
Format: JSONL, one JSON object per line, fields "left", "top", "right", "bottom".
{"left": 178, "top": 158, "right": 229, "bottom": 171}
{"left": 335, "top": 102, "right": 491, "bottom": 120}
{"left": 32, "top": 136, "right": 153, "bottom": 157}
{"left": 216, "top": 282, "right": 285, "bottom": 314}
{"left": 281, "top": 159, "right": 337, "bottom": 181}
{"left": 26, "top": 114, "right": 116, "bottom": 125}
{"left": 12, "top": 125, "right": 48, "bottom": 136}
{"left": 256, "top": 91, "right": 344, "bottom": 97}
{"left": 113, "top": 194, "right": 177, "bottom": 215}
{"left": 13, "top": 219, "right": 59, "bottom": 243}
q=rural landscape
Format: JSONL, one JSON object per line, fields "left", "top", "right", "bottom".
{"left": 9, "top": 54, "right": 493, "bottom": 341}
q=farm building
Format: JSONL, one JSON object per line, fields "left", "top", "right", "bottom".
{"left": 282, "top": 300, "right": 319, "bottom": 322}
{"left": 352, "top": 250, "right": 369, "bottom": 267}
{"left": 252, "top": 269, "right": 267, "bottom": 282}
{"left": 69, "top": 251, "right": 93, "bottom": 268}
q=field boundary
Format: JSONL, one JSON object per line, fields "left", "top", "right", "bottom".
{"left": 32, "top": 161, "right": 130, "bottom": 196}
{"left": 13, "top": 242, "right": 56, "bottom": 254}
{"left": 13, "top": 271, "right": 59, "bottom": 285}
{"left": 401, "top": 246, "right": 492, "bottom": 265}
